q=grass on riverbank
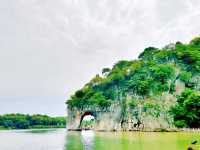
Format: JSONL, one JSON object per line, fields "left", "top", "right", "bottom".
{"left": 0, "top": 126, "right": 7, "bottom": 130}
{"left": 0, "top": 125, "right": 66, "bottom": 130}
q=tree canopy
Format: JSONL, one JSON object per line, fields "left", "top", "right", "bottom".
{"left": 171, "top": 89, "right": 200, "bottom": 128}
{"left": 0, "top": 114, "right": 66, "bottom": 129}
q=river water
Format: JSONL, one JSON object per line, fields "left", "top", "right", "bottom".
{"left": 0, "top": 129, "right": 200, "bottom": 150}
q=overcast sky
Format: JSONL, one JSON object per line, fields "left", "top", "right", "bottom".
{"left": 0, "top": 0, "right": 200, "bottom": 116}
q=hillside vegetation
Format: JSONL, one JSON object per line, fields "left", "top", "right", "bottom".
{"left": 67, "top": 37, "right": 200, "bottom": 129}
{"left": 0, "top": 114, "right": 66, "bottom": 129}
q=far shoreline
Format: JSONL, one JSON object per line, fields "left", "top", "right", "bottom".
{"left": 0, "top": 126, "right": 66, "bottom": 131}
{"left": 67, "top": 128, "right": 200, "bottom": 132}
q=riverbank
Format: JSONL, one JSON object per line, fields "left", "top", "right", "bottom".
{"left": 0, "top": 125, "right": 66, "bottom": 130}
{"left": 68, "top": 128, "right": 200, "bottom": 132}
{"left": 0, "top": 126, "right": 6, "bottom": 130}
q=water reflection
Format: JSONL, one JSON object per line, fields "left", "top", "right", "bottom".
{"left": 24, "top": 129, "right": 58, "bottom": 134}
{"left": 64, "top": 131, "right": 83, "bottom": 150}
{"left": 81, "top": 130, "right": 95, "bottom": 150}
{"left": 64, "top": 130, "right": 95, "bottom": 150}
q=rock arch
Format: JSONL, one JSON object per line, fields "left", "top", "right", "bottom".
{"left": 79, "top": 111, "right": 96, "bottom": 128}
{"left": 67, "top": 103, "right": 122, "bottom": 131}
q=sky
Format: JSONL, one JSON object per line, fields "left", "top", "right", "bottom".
{"left": 0, "top": 0, "right": 200, "bottom": 116}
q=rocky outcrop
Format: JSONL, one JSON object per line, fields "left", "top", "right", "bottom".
{"left": 67, "top": 103, "right": 121, "bottom": 131}
{"left": 67, "top": 37, "right": 200, "bottom": 131}
{"left": 67, "top": 94, "right": 176, "bottom": 131}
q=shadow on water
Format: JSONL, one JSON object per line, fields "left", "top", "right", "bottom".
{"left": 22, "top": 129, "right": 58, "bottom": 134}
{"left": 64, "top": 130, "right": 95, "bottom": 150}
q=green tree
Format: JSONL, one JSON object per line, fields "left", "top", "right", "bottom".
{"left": 138, "top": 47, "right": 159, "bottom": 60}
{"left": 0, "top": 114, "right": 66, "bottom": 129}
{"left": 151, "top": 64, "right": 175, "bottom": 84}
{"left": 102, "top": 68, "right": 111, "bottom": 76}
{"left": 171, "top": 89, "right": 200, "bottom": 128}
{"left": 89, "top": 92, "right": 111, "bottom": 110}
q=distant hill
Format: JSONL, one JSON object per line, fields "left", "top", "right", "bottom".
{"left": 0, "top": 114, "right": 66, "bottom": 129}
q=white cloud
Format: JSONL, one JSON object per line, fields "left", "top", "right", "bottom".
{"left": 0, "top": 0, "right": 199, "bottom": 115}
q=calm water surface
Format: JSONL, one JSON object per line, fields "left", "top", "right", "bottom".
{"left": 0, "top": 129, "right": 200, "bottom": 150}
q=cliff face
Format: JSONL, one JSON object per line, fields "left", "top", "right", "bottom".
{"left": 67, "top": 103, "right": 121, "bottom": 131}
{"left": 67, "top": 37, "right": 200, "bottom": 131}
{"left": 67, "top": 93, "right": 177, "bottom": 131}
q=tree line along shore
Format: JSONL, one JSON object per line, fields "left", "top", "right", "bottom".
{"left": 0, "top": 114, "right": 66, "bottom": 129}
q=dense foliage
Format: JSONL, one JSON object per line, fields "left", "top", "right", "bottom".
{"left": 171, "top": 89, "right": 200, "bottom": 128}
{"left": 66, "top": 37, "right": 200, "bottom": 128}
{"left": 0, "top": 114, "right": 66, "bottom": 129}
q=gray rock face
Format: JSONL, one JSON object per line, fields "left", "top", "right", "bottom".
{"left": 67, "top": 94, "right": 175, "bottom": 131}
{"left": 67, "top": 80, "right": 190, "bottom": 131}
{"left": 67, "top": 103, "right": 121, "bottom": 131}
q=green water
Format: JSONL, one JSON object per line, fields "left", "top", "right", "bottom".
{"left": 66, "top": 130, "right": 200, "bottom": 150}
{"left": 0, "top": 129, "right": 200, "bottom": 150}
